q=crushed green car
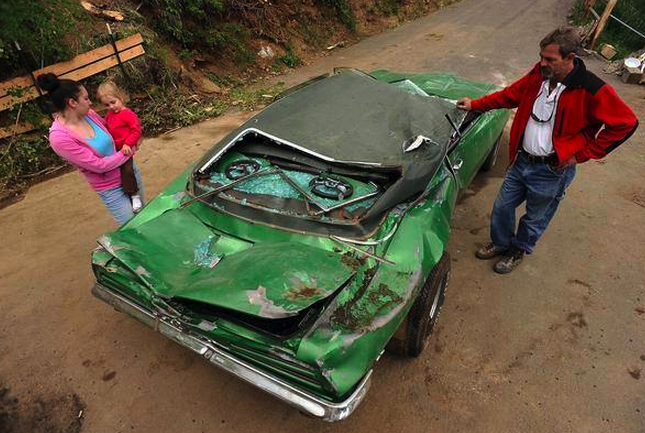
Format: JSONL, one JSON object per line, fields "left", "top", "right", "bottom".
{"left": 91, "top": 69, "right": 509, "bottom": 421}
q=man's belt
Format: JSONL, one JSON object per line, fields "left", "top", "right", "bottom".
{"left": 520, "top": 149, "right": 558, "bottom": 165}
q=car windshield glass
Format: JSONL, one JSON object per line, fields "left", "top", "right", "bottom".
{"left": 198, "top": 145, "right": 388, "bottom": 223}
{"left": 193, "top": 71, "right": 465, "bottom": 237}
{"left": 393, "top": 79, "right": 430, "bottom": 97}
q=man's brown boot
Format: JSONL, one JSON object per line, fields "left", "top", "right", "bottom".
{"left": 476, "top": 242, "right": 507, "bottom": 260}
{"left": 493, "top": 247, "right": 525, "bottom": 274}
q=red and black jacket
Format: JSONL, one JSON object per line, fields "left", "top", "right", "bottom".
{"left": 471, "top": 58, "right": 638, "bottom": 164}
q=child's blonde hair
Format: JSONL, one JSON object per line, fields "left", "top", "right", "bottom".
{"left": 97, "top": 81, "right": 129, "bottom": 104}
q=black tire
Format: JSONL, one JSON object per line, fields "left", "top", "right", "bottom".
{"left": 404, "top": 252, "right": 450, "bottom": 357}
{"left": 480, "top": 134, "right": 502, "bottom": 172}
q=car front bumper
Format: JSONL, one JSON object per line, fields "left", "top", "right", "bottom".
{"left": 92, "top": 283, "right": 372, "bottom": 422}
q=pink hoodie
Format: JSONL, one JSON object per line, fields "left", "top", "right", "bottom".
{"left": 48, "top": 110, "right": 131, "bottom": 191}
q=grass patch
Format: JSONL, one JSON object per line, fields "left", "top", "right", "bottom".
{"left": 203, "top": 23, "right": 255, "bottom": 64}
{"left": 227, "top": 83, "right": 285, "bottom": 111}
{"left": 277, "top": 44, "right": 301, "bottom": 68}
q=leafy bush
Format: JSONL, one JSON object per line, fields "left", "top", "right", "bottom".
{"left": 0, "top": 135, "right": 65, "bottom": 194}
{"left": 0, "top": 0, "right": 84, "bottom": 79}
{"left": 367, "top": 0, "right": 406, "bottom": 15}
{"left": 317, "top": 0, "right": 356, "bottom": 30}
{"left": 142, "top": 0, "right": 226, "bottom": 46}
{"left": 277, "top": 44, "right": 301, "bottom": 68}
{"left": 203, "top": 23, "right": 255, "bottom": 63}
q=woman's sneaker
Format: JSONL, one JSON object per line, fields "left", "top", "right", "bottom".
{"left": 475, "top": 243, "right": 507, "bottom": 260}
{"left": 131, "top": 195, "right": 143, "bottom": 212}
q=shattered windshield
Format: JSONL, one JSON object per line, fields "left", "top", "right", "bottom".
{"left": 393, "top": 79, "right": 429, "bottom": 97}
{"left": 192, "top": 70, "right": 468, "bottom": 237}
{"left": 205, "top": 151, "right": 381, "bottom": 219}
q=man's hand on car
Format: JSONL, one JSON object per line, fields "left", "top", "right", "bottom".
{"left": 456, "top": 97, "right": 473, "bottom": 111}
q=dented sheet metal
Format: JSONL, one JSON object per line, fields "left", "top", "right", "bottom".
{"left": 90, "top": 69, "right": 511, "bottom": 415}
{"left": 295, "top": 169, "right": 457, "bottom": 396}
{"left": 370, "top": 69, "right": 500, "bottom": 100}
{"left": 98, "top": 209, "right": 356, "bottom": 318}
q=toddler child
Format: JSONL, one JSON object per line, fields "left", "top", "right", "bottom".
{"left": 97, "top": 81, "right": 143, "bottom": 211}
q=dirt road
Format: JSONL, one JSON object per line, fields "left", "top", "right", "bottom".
{"left": 2, "top": 0, "right": 644, "bottom": 431}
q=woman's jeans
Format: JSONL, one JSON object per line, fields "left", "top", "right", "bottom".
{"left": 97, "top": 166, "right": 144, "bottom": 226}
{"left": 490, "top": 151, "right": 576, "bottom": 254}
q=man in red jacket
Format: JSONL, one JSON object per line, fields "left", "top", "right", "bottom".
{"left": 457, "top": 26, "right": 638, "bottom": 274}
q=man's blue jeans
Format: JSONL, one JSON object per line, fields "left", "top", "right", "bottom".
{"left": 490, "top": 151, "right": 576, "bottom": 254}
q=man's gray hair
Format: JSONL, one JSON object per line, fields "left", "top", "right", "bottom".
{"left": 540, "top": 26, "right": 581, "bottom": 57}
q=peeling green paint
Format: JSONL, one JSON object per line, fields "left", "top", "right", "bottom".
{"left": 247, "top": 285, "right": 292, "bottom": 318}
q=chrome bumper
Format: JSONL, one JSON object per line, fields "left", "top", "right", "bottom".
{"left": 92, "top": 283, "right": 372, "bottom": 422}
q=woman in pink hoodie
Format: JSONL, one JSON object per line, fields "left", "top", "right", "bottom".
{"left": 37, "top": 73, "right": 143, "bottom": 225}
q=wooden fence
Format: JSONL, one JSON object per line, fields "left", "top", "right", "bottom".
{"left": 0, "top": 33, "right": 145, "bottom": 139}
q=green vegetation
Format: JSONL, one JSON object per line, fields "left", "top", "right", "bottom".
{"left": 597, "top": 0, "right": 645, "bottom": 58}
{"left": 318, "top": 0, "right": 356, "bottom": 30}
{"left": 142, "top": 0, "right": 226, "bottom": 46}
{"left": 277, "top": 44, "right": 301, "bottom": 68}
{"left": 228, "top": 83, "right": 285, "bottom": 111}
{"left": 0, "top": 135, "right": 65, "bottom": 196}
{"left": 0, "top": 0, "right": 85, "bottom": 78}
{"left": 203, "top": 23, "right": 255, "bottom": 63}
{"left": 571, "top": 0, "right": 645, "bottom": 58}
{"left": 367, "top": 0, "right": 407, "bottom": 15}
{"left": 135, "top": 88, "right": 226, "bottom": 134}
{"left": 569, "top": 0, "right": 591, "bottom": 25}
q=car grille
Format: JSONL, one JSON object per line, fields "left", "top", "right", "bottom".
{"left": 93, "top": 265, "right": 334, "bottom": 399}
{"left": 227, "top": 343, "right": 331, "bottom": 397}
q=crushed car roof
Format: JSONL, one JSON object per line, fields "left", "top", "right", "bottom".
{"left": 247, "top": 72, "right": 459, "bottom": 166}
{"left": 242, "top": 70, "right": 463, "bottom": 166}
{"left": 193, "top": 70, "right": 469, "bottom": 237}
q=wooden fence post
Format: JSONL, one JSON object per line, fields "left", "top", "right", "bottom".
{"left": 590, "top": 0, "right": 618, "bottom": 50}
{"left": 583, "top": 0, "right": 598, "bottom": 19}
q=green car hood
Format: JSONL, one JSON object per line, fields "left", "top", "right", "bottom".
{"left": 370, "top": 69, "right": 500, "bottom": 100}
{"left": 98, "top": 209, "right": 354, "bottom": 318}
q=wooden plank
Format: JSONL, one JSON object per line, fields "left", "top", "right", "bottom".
{"left": 590, "top": 0, "right": 618, "bottom": 50}
{"left": 0, "top": 33, "right": 143, "bottom": 98}
{"left": 0, "top": 44, "right": 145, "bottom": 111}
{"left": 0, "top": 120, "right": 50, "bottom": 140}
{"left": 583, "top": 0, "right": 598, "bottom": 19}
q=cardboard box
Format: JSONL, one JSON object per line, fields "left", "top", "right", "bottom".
{"left": 621, "top": 66, "right": 643, "bottom": 84}
{"left": 600, "top": 44, "right": 617, "bottom": 60}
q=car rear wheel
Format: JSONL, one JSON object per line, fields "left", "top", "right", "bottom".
{"left": 480, "top": 134, "right": 502, "bottom": 172}
{"left": 402, "top": 252, "right": 450, "bottom": 357}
